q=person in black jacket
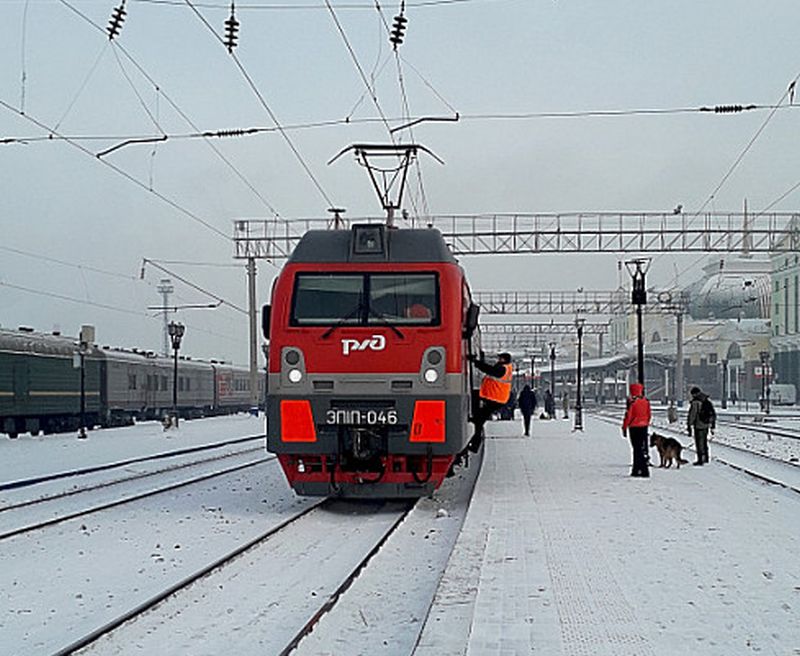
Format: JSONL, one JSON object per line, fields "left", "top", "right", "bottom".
{"left": 517, "top": 384, "right": 536, "bottom": 436}
{"left": 687, "top": 386, "right": 716, "bottom": 465}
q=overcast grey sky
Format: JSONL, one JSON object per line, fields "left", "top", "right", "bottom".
{"left": 2, "top": 0, "right": 799, "bottom": 364}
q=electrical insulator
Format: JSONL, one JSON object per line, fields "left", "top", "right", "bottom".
{"left": 107, "top": 1, "right": 127, "bottom": 41}
{"left": 390, "top": 13, "right": 408, "bottom": 49}
{"left": 224, "top": 3, "right": 239, "bottom": 54}
{"left": 715, "top": 104, "right": 743, "bottom": 114}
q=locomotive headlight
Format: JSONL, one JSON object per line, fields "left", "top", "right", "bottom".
{"left": 424, "top": 368, "right": 439, "bottom": 383}
{"left": 288, "top": 369, "right": 303, "bottom": 383}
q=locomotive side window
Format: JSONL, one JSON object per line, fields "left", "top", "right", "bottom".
{"left": 369, "top": 274, "right": 439, "bottom": 325}
{"left": 292, "top": 274, "right": 364, "bottom": 325}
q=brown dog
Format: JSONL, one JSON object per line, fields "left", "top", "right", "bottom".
{"left": 650, "top": 432, "right": 689, "bottom": 469}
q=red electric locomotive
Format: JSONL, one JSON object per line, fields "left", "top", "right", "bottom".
{"left": 263, "top": 223, "right": 481, "bottom": 497}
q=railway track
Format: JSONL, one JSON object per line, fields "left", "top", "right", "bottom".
{"left": 0, "top": 451, "right": 275, "bottom": 541}
{"left": 0, "top": 433, "right": 265, "bottom": 492}
{"left": 716, "top": 418, "right": 800, "bottom": 442}
{"left": 0, "top": 439, "right": 265, "bottom": 514}
{"left": 65, "top": 499, "right": 414, "bottom": 656}
{"left": 55, "top": 498, "right": 330, "bottom": 656}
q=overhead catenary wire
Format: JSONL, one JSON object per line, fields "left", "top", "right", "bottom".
{"left": 111, "top": 45, "right": 166, "bottom": 136}
{"left": 0, "top": 244, "right": 143, "bottom": 282}
{"left": 0, "top": 280, "right": 149, "bottom": 318}
{"left": 662, "top": 69, "right": 800, "bottom": 287}
{"left": 56, "top": 0, "right": 283, "bottom": 220}
{"left": 6, "top": 103, "right": 793, "bottom": 149}
{"left": 183, "top": 0, "right": 337, "bottom": 209}
{"left": 54, "top": 41, "right": 110, "bottom": 131}
{"left": 132, "top": 0, "right": 498, "bottom": 9}
{"left": 324, "top": 0, "right": 394, "bottom": 137}
{"left": 0, "top": 280, "right": 246, "bottom": 346}
{"left": 0, "top": 97, "right": 231, "bottom": 242}
{"left": 141, "top": 259, "right": 248, "bottom": 314}
{"left": 19, "top": 0, "right": 31, "bottom": 113}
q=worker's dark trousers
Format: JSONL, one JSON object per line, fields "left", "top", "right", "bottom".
{"left": 693, "top": 427, "right": 710, "bottom": 463}
{"left": 468, "top": 399, "right": 504, "bottom": 450}
{"left": 628, "top": 426, "right": 650, "bottom": 477}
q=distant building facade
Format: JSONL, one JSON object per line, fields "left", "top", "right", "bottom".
{"left": 770, "top": 248, "right": 800, "bottom": 393}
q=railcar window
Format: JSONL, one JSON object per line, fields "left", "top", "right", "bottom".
{"left": 293, "top": 274, "right": 364, "bottom": 325}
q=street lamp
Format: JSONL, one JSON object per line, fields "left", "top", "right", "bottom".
{"left": 759, "top": 350, "right": 770, "bottom": 415}
{"left": 721, "top": 358, "right": 729, "bottom": 410}
{"left": 75, "top": 325, "right": 94, "bottom": 439}
{"left": 574, "top": 318, "right": 585, "bottom": 431}
{"left": 168, "top": 322, "right": 186, "bottom": 427}
{"left": 625, "top": 258, "right": 650, "bottom": 387}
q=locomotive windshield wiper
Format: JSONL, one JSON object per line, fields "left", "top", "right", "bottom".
{"left": 321, "top": 303, "right": 365, "bottom": 339}
{"left": 366, "top": 307, "right": 405, "bottom": 339}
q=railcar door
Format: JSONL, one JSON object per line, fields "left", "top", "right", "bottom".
{"left": 12, "top": 361, "right": 29, "bottom": 413}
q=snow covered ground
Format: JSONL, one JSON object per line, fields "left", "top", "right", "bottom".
{"left": 1, "top": 414, "right": 266, "bottom": 486}
{"left": 2, "top": 413, "right": 799, "bottom": 655}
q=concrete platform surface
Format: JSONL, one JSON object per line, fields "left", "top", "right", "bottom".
{"left": 416, "top": 414, "right": 800, "bottom": 656}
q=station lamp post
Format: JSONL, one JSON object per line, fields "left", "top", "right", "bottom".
{"left": 168, "top": 322, "right": 186, "bottom": 427}
{"left": 759, "top": 350, "right": 770, "bottom": 415}
{"left": 625, "top": 259, "right": 650, "bottom": 387}
{"left": 549, "top": 342, "right": 557, "bottom": 400}
{"left": 574, "top": 318, "right": 585, "bottom": 431}
{"left": 77, "top": 339, "right": 88, "bottom": 439}
{"left": 75, "top": 325, "right": 94, "bottom": 439}
{"left": 720, "top": 358, "right": 729, "bottom": 410}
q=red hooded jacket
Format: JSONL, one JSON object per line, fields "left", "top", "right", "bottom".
{"left": 622, "top": 383, "right": 651, "bottom": 430}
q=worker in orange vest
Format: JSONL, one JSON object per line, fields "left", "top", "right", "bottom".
{"left": 466, "top": 352, "right": 514, "bottom": 453}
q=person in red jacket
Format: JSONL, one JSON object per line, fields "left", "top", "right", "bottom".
{"left": 622, "top": 382, "right": 651, "bottom": 477}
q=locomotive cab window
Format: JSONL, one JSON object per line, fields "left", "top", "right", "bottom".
{"left": 291, "top": 273, "right": 439, "bottom": 326}
{"left": 369, "top": 274, "right": 438, "bottom": 325}
{"left": 292, "top": 274, "right": 364, "bottom": 325}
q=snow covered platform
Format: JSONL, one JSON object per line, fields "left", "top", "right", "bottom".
{"left": 417, "top": 414, "right": 800, "bottom": 656}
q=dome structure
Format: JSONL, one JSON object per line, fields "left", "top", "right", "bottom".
{"left": 685, "top": 254, "right": 771, "bottom": 320}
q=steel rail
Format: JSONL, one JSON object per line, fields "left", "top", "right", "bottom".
{"left": 0, "top": 454, "right": 275, "bottom": 541}
{"left": 0, "top": 444, "right": 265, "bottom": 514}
{"left": 0, "top": 433, "right": 265, "bottom": 491}
{"left": 277, "top": 501, "right": 415, "bottom": 656}
{"left": 49, "top": 498, "right": 328, "bottom": 656}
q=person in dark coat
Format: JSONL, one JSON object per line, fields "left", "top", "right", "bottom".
{"left": 543, "top": 389, "right": 555, "bottom": 419}
{"left": 687, "top": 386, "right": 715, "bottom": 465}
{"left": 517, "top": 384, "right": 536, "bottom": 436}
{"left": 622, "top": 382, "right": 651, "bottom": 477}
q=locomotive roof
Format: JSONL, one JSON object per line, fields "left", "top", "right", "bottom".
{"left": 288, "top": 225, "right": 458, "bottom": 264}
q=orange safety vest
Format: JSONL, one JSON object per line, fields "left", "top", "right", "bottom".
{"left": 479, "top": 363, "right": 513, "bottom": 404}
